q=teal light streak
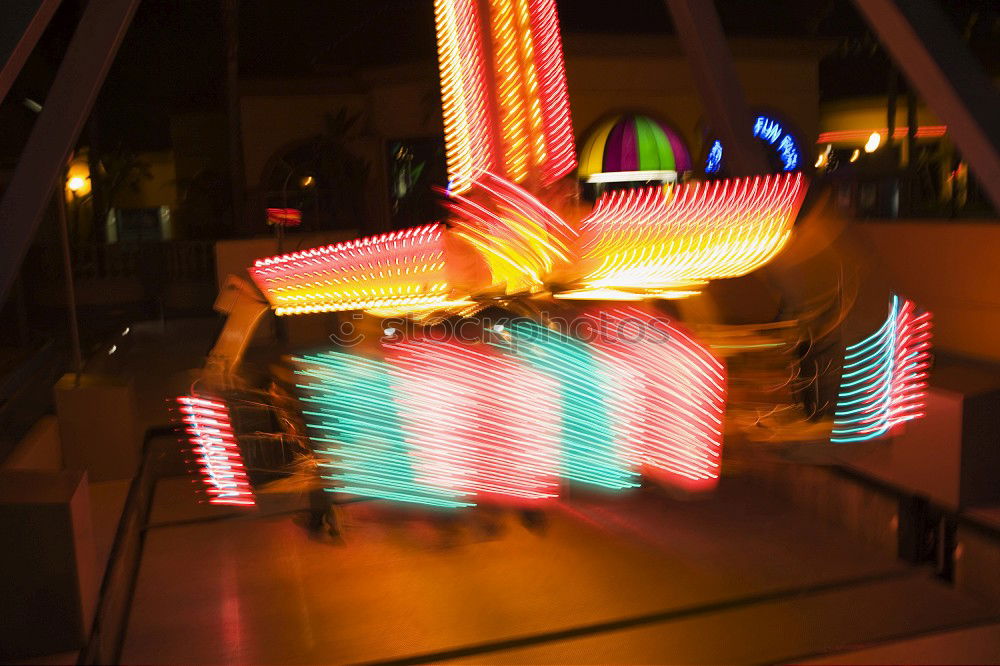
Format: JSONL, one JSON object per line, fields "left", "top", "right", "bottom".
{"left": 499, "top": 322, "right": 638, "bottom": 489}
{"left": 831, "top": 295, "right": 899, "bottom": 443}
{"left": 295, "top": 350, "right": 471, "bottom": 508}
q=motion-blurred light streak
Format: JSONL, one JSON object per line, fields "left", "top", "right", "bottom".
{"left": 252, "top": 172, "right": 808, "bottom": 313}
{"left": 389, "top": 338, "right": 562, "bottom": 503}
{"left": 435, "top": 0, "right": 494, "bottom": 193}
{"left": 296, "top": 350, "right": 471, "bottom": 508}
{"left": 250, "top": 225, "right": 467, "bottom": 316}
{"left": 447, "top": 171, "right": 574, "bottom": 295}
{"left": 500, "top": 320, "right": 639, "bottom": 490}
{"left": 296, "top": 308, "right": 728, "bottom": 507}
{"left": 434, "top": 0, "right": 576, "bottom": 191}
{"left": 575, "top": 172, "right": 806, "bottom": 297}
{"left": 583, "top": 307, "right": 726, "bottom": 491}
{"left": 176, "top": 396, "right": 255, "bottom": 506}
{"left": 831, "top": 295, "right": 933, "bottom": 443}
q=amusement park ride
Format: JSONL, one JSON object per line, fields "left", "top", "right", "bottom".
{"left": 174, "top": 0, "right": 932, "bottom": 531}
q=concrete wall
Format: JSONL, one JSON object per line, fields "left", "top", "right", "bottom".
{"left": 113, "top": 150, "right": 178, "bottom": 210}
{"left": 564, "top": 35, "right": 822, "bottom": 163}
{"left": 855, "top": 221, "right": 1000, "bottom": 363}
{"left": 0, "top": 469, "right": 98, "bottom": 660}
{"left": 1, "top": 415, "right": 62, "bottom": 471}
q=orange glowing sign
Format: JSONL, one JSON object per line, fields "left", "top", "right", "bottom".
{"left": 266, "top": 208, "right": 302, "bottom": 227}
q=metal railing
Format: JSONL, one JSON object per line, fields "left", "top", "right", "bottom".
{"left": 0, "top": 339, "right": 63, "bottom": 463}
{"left": 77, "top": 426, "right": 180, "bottom": 666}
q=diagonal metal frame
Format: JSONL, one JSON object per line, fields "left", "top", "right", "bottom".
{"left": 0, "top": 0, "right": 141, "bottom": 306}
{"left": 663, "top": 0, "right": 769, "bottom": 177}
{"left": 853, "top": 0, "right": 1000, "bottom": 211}
{"left": 0, "top": 0, "right": 62, "bottom": 105}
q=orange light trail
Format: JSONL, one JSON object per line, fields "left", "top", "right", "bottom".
{"left": 434, "top": 0, "right": 576, "bottom": 190}
{"left": 527, "top": 0, "right": 576, "bottom": 185}
{"left": 573, "top": 172, "right": 807, "bottom": 297}
{"left": 816, "top": 126, "right": 947, "bottom": 144}
{"left": 513, "top": 0, "right": 548, "bottom": 175}
{"left": 250, "top": 225, "right": 464, "bottom": 316}
{"left": 435, "top": 0, "right": 494, "bottom": 192}
{"left": 490, "top": 0, "right": 531, "bottom": 183}
{"left": 447, "top": 172, "right": 575, "bottom": 294}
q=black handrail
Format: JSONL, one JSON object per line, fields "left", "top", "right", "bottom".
{"left": 77, "top": 425, "right": 177, "bottom": 666}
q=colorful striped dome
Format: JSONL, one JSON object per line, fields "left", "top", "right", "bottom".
{"left": 579, "top": 113, "right": 692, "bottom": 180}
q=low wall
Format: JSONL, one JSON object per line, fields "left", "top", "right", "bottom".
{"left": 2, "top": 415, "right": 62, "bottom": 470}
{"left": 855, "top": 220, "right": 1000, "bottom": 363}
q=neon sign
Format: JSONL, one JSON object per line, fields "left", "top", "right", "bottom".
{"left": 705, "top": 114, "right": 801, "bottom": 173}
{"left": 705, "top": 140, "right": 723, "bottom": 174}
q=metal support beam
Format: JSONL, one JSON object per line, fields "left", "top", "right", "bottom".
{"left": 0, "top": 0, "right": 140, "bottom": 306}
{"left": 853, "top": 0, "right": 1000, "bottom": 211}
{"left": 55, "top": 186, "right": 83, "bottom": 382}
{"left": 663, "top": 0, "right": 768, "bottom": 176}
{"left": 0, "top": 0, "right": 62, "bottom": 105}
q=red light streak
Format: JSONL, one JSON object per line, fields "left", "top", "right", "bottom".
{"left": 387, "top": 337, "right": 561, "bottom": 504}
{"left": 582, "top": 306, "right": 726, "bottom": 491}
{"left": 176, "top": 396, "right": 255, "bottom": 506}
{"left": 888, "top": 299, "right": 933, "bottom": 429}
{"left": 266, "top": 208, "right": 302, "bottom": 227}
{"left": 249, "top": 224, "right": 463, "bottom": 316}
{"left": 527, "top": 0, "right": 577, "bottom": 185}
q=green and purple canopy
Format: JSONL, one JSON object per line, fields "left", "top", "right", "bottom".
{"left": 579, "top": 113, "right": 692, "bottom": 181}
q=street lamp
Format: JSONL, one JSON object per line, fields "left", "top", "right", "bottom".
{"left": 273, "top": 166, "right": 315, "bottom": 253}
{"left": 864, "top": 131, "right": 882, "bottom": 153}
{"left": 65, "top": 157, "right": 91, "bottom": 200}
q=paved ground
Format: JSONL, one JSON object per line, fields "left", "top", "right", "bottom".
{"left": 24, "top": 314, "right": 995, "bottom": 664}
{"left": 121, "top": 476, "right": 1000, "bottom": 664}
{"left": 803, "top": 621, "right": 1000, "bottom": 665}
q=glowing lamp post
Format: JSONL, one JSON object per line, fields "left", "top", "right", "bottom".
{"left": 65, "top": 156, "right": 91, "bottom": 202}
{"left": 864, "top": 131, "right": 882, "bottom": 153}
{"left": 67, "top": 177, "right": 87, "bottom": 194}
{"left": 59, "top": 166, "right": 86, "bottom": 382}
